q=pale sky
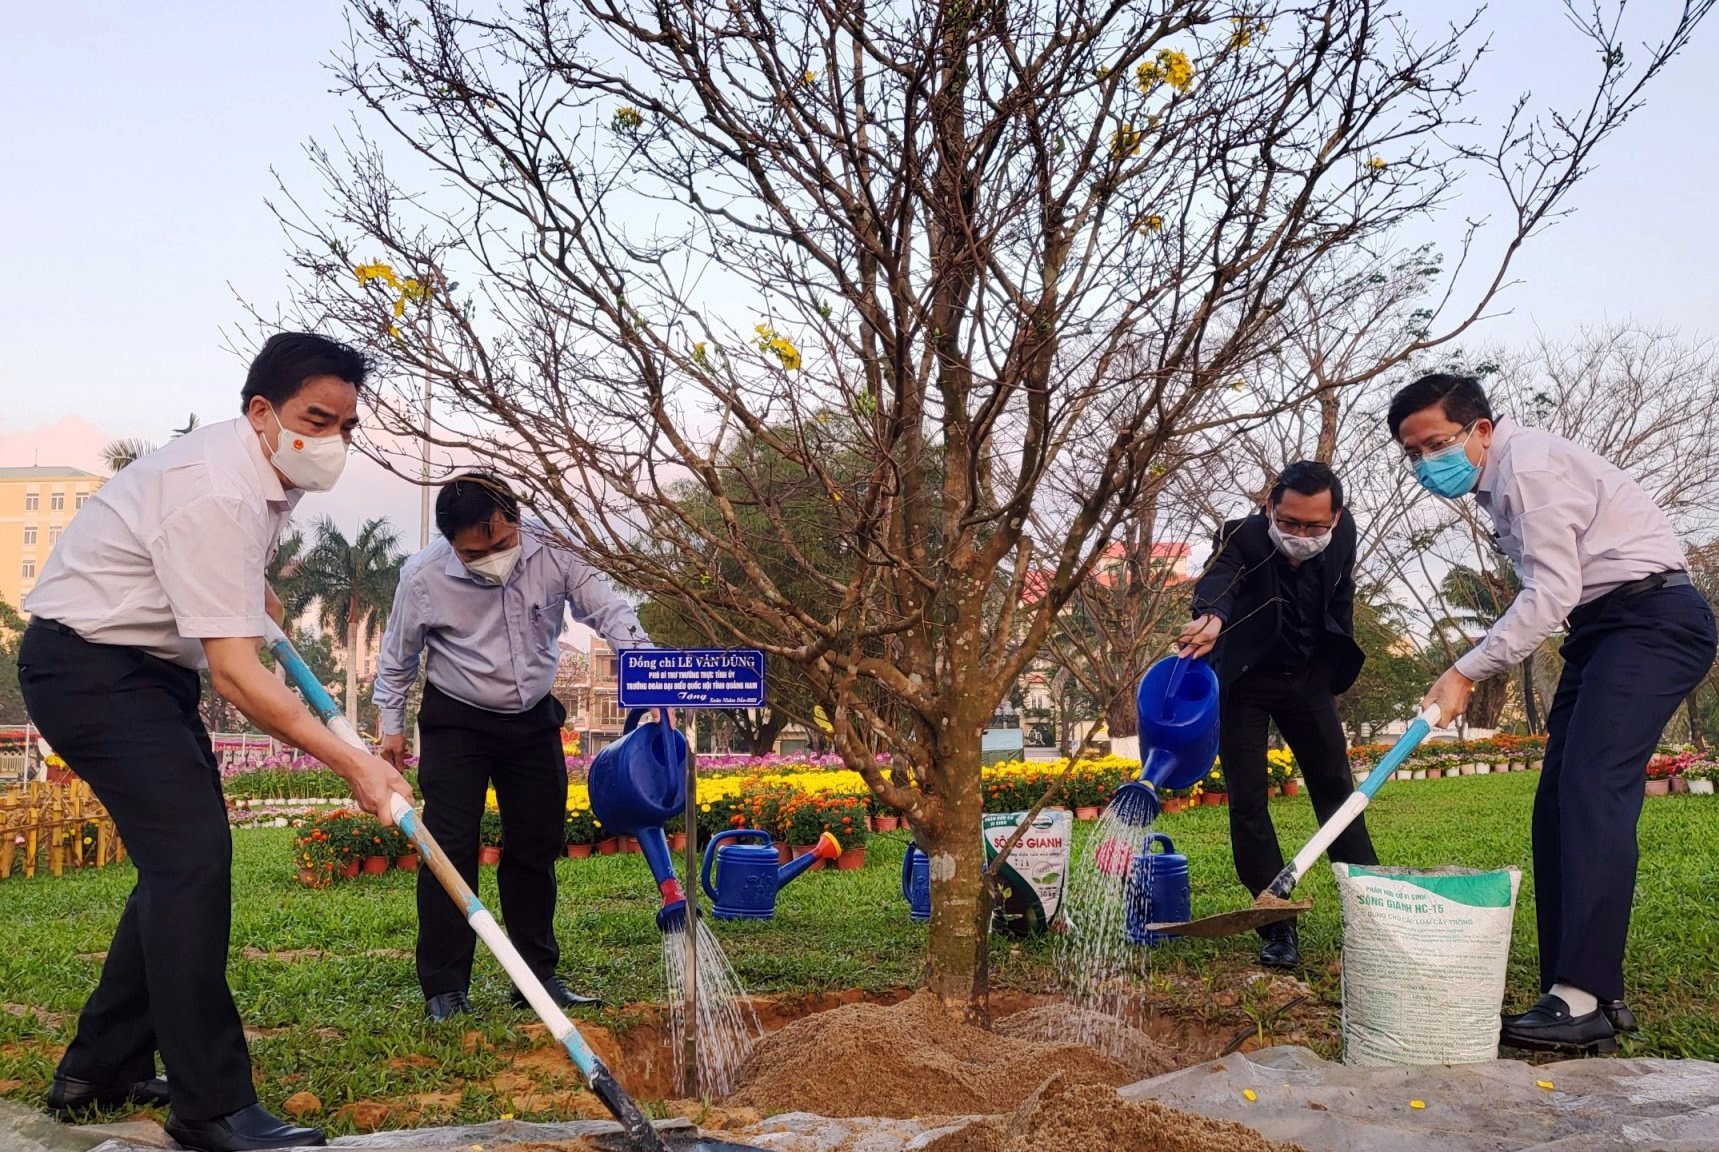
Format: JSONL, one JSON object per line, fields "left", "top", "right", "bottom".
{"left": 2, "top": 1, "right": 1715, "bottom": 545}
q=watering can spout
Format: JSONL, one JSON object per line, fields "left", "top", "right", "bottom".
{"left": 778, "top": 832, "right": 841, "bottom": 886}
{"left": 1133, "top": 655, "right": 1220, "bottom": 793}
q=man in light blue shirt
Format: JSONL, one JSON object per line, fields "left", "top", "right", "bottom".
{"left": 374, "top": 473, "right": 649, "bottom": 1021}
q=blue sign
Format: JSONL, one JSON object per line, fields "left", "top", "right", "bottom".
{"left": 618, "top": 649, "right": 767, "bottom": 708}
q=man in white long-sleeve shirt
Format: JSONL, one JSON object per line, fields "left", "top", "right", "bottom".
{"left": 1391, "top": 373, "right": 1716, "bottom": 1056}
{"left": 373, "top": 473, "right": 650, "bottom": 1021}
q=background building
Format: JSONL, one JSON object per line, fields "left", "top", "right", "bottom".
{"left": 0, "top": 467, "right": 104, "bottom": 613}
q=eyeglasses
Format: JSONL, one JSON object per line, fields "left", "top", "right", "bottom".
{"left": 1272, "top": 516, "right": 1334, "bottom": 537}
{"left": 1402, "top": 421, "right": 1476, "bottom": 464}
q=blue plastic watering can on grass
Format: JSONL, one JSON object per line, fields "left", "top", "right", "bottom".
{"left": 587, "top": 708, "right": 693, "bottom": 931}
{"left": 1123, "top": 833, "right": 1190, "bottom": 947}
{"left": 1109, "top": 655, "right": 1221, "bottom": 822}
{"left": 700, "top": 829, "right": 840, "bottom": 920}
{"left": 902, "top": 841, "right": 931, "bottom": 922}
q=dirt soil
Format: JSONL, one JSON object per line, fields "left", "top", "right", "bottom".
{"left": 724, "top": 991, "right": 1161, "bottom": 1119}
{"left": 920, "top": 1072, "right": 1307, "bottom": 1152}
{"left": 990, "top": 1004, "right": 1177, "bottom": 1079}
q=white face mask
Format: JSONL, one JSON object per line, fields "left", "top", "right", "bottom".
{"left": 266, "top": 407, "right": 349, "bottom": 492}
{"left": 1268, "top": 515, "right": 1334, "bottom": 563}
{"left": 465, "top": 545, "right": 521, "bottom": 586}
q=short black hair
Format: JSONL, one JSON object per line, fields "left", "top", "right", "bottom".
{"left": 241, "top": 332, "right": 369, "bottom": 411}
{"left": 436, "top": 472, "right": 520, "bottom": 540}
{"left": 1386, "top": 373, "right": 1493, "bottom": 440}
{"left": 1270, "top": 460, "right": 1344, "bottom": 511}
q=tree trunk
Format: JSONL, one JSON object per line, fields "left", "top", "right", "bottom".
{"left": 747, "top": 711, "right": 788, "bottom": 756}
{"left": 1520, "top": 654, "right": 1541, "bottom": 735}
{"left": 919, "top": 716, "right": 990, "bottom": 1020}
{"left": 1105, "top": 690, "right": 1138, "bottom": 741}
{"left": 345, "top": 612, "right": 361, "bottom": 729}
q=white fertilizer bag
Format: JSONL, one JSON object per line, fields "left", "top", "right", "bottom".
{"left": 1334, "top": 863, "right": 1521, "bottom": 1066}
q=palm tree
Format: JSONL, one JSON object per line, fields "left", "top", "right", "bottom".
{"left": 267, "top": 528, "right": 317, "bottom": 622}
{"left": 294, "top": 517, "right": 406, "bottom": 727}
{"left": 1434, "top": 563, "right": 1541, "bottom": 733}
{"left": 102, "top": 413, "right": 200, "bottom": 472}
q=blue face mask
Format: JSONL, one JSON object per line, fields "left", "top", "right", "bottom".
{"left": 1413, "top": 432, "right": 1481, "bottom": 498}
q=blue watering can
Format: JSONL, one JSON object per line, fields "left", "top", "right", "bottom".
{"left": 902, "top": 841, "right": 931, "bottom": 922}
{"left": 587, "top": 708, "right": 692, "bottom": 931}
{"left": 1122, "top": 833, "right": 1190, "bottom": 947}
{"left": 1108, "top": 655, "right": 1221, "bottom": 823}
{"left": 700, "top": 829, "right": 840, "bottom": 920}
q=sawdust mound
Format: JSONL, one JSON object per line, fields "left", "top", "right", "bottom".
{"left": 991, "top": 1004, "right": 1177, "bottom": 1079}
{"left": 921, "top": 1072, "right": 1307, "bottom": 1152}
{"left": 724, "top": 992, "right": 1139, "bottom": 1119}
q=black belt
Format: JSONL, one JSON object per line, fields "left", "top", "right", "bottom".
{"left": 1607, "top": 570, "right": 1690, "bottom": 599}
{"left": 27, "top": 617, "right": 80, "bottom": 637}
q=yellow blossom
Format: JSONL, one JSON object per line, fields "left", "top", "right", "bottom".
{"left": 1368, "top": 156, "right": 1388, "bottom": 172}
{"left": 1136, "top": 49, "right": 1194, "bottom": 95}
{"left": 354, "top": 262, "right": 402, "bottom": 290}
{"left": 1229, "top": 18, "right": 1267, "bottom": 50}
{"left": 803, "top": 70, "right": 818, "bottom": 85}
{"left": 1137, "top": 213, "right": 1165, "bottom": 235}
{"left": 611, "top": 105, "right": 643, "bottom": 132}
{"left": 754, "top": 324, "right": 802, "bottom": 371}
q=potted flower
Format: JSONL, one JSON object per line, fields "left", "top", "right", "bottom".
{"left": 873, "top": 797, "right": 902, "bottom": 833}
{"left": 664, "top": 813, "right": 689, "bottom": 854}
{"left": 384, "top": 824, "right": 418, "bottom": 871}
{"left": 780, "top": 795, "right": 833, "bottom": 869}
{"left": 821, "top": 793, "right": 870, "bottom": 869}
{"left": 479, "top": 810, "right": 504, "bottom": 864}
{"left": 359, "top": 819, "right": 391, "bottom": 874}
{"left": 1686, "top": 761, "right": 1717, "bottom": 796}
{"left": 1200, "top": 767, "right": 1227, "bottom": 806}
{"left": 292, "top": 813, "right": 339, "bottom": 887}
{"left": 564, "top": 803, "right": 598, "bottom": 858}
{"left": 1644, "top": 755, "right": 1676, "bottom": 797}
{"left": 1067, "top": 766, "right": 1103, "bottom": 820}
{"left": 319, "top": 809, "right": 368, "bottom": 879}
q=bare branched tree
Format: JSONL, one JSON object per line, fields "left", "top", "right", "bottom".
{"left": 260, "top": 0, "right": 1709, "bottom": 1011}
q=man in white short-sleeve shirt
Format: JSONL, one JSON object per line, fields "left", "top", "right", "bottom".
{"left": 19, "top": 333, "right": 411, "bottom": 1152}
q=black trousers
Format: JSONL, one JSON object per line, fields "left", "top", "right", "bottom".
{"left": 1219, "top": 663, "right": 1377, "bottom": 900}
{"left": 415, "top": 682, "right": 569, "bottom": 998}
{"left": 1535, "top": 582, "right": 1715, "bottom": 1002}
{"left": 17, "top": 621, "right": 255, "bottom": 1121}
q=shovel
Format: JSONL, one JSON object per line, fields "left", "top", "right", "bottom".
{"left": 263, "top": 623, "right": 684, "bottom": 1152}
{"left": 1143, "top": 703, "right": 1443, "bottom": 939}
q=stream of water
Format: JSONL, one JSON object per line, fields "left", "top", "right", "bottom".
{"left": 661, "top": 916, "right": 761, "bottom": 1098}
{"left": 1052, "top": 791, "right": 1158, "bottom": 1059}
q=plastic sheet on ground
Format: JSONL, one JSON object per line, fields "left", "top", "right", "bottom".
{"left": 63, "top": 1113, "right": 698, "bottom": 1151}
{"left": 15, "top": 1048, "right": 1719, "bottom": 1152}
{"left": 1119, "top": 1046, "right": 1719, "bottom": 1152}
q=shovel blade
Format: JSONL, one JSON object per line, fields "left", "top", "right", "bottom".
{"left": 1143, "top": 898, "right": 1312, "bottom": 940}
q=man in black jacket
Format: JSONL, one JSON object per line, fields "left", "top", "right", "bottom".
{"left": 1176, "top": 461, "right": 1373, "bottom": 968}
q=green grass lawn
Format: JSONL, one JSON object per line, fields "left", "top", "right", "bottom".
{"left": 1, "top": 772, "right": 1715, "bottom": 1136}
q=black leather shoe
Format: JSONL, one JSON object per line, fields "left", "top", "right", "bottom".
{"left": 1256, "top": 920, "right": 1300, "bottom": 969}
{"left": 511, "top": 975, "right": 602, "bottom": 1010}
{"left": 1499, "top": 994, "right": 1617, "bottom": 1055}
{"left": 1601, "top": 1000, "right": 1639, "bottom": 1034}
{"left": 164, "top": 1103, "right": 325, "bottom": 1150}
{"left": 46, "top": 1073, "right": 171, "bottom": 1115}
{"left": 425, "top": 990, "right": 472, "bottom": 1022}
